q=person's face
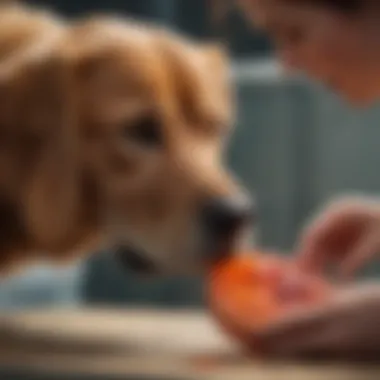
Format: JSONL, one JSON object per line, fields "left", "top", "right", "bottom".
{"left": 240, "top": 0, "right": 380, "bottom": 105}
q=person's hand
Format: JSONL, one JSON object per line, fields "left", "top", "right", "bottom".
{"left": 295, "top": 196, "right": 380, "bottom": 277}
{"left": 251, "top": 283, "right": 380, "bottom": 362}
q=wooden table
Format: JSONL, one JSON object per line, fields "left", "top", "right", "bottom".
{"left": 0, "top": 308, "right": 379, "bottom": 380}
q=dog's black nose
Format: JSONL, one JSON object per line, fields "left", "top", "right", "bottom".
{"left": 202, "top": 195, "right": 254, "bottom": 241}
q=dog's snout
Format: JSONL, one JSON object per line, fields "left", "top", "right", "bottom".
{"left": 202, "top": 195, "right": 254, "bottom": 238}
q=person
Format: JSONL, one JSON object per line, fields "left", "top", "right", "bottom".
{"left": 237, "top": 0, "right": 380, "bottom": 360}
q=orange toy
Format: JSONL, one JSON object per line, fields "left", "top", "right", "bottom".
{"left": 208, "top": 252, "right": 332, "bottom": 351}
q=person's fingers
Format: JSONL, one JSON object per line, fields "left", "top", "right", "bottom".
{"left": 254, "top": 306, "right": 359, "bottom": 361}
{"left": 295, "top": 200, "right": 371, "bottom": 274}
{"left": 249, "top": 284, "right": 380, "bottom": 361}
{"left": 295, "top": 209, "right": 346, "bottom": 273}
{"left": 340, "top": 225, "right": 380, "bottom": 278}
{"left": 264, "top": 324, "right": 347, "bottom": 361}
{"left": 250, "top": 304, "right": 334, "bottom": 356}
{"left": 255, "top": 284, "right": 380, "bottom": 359}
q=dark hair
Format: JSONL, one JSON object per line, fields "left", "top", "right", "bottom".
{"left": 287, "top": 0, "right": 370, "bottom": 12}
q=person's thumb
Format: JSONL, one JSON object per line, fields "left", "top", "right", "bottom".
{"left": 340, "top": 225, "right": 380, "bottom": 278}
{"left": 294, "top": 223, "right": 330, "bottom": 274}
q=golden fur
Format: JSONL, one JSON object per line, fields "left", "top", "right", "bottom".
{"left": 0, "top": 2, "right": 244, "bottom": 275}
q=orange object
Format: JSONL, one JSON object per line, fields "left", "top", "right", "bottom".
{"left": 208, "top": 252, "right": 332, "bottom": 351}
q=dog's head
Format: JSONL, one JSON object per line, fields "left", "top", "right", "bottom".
{"left": 0, "top": 11, "right": 255, "bottom": 274}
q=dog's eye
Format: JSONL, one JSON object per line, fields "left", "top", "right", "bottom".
{"left": 123, "top": 115, "right": 162, "bottom": 147}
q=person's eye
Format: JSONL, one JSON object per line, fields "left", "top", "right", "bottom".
{"left": 123, "top": 114, "right": 162, "bottom": 147}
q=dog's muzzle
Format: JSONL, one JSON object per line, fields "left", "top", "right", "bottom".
{"left": 114, "top": 195, "right": 255, "bottom": 276}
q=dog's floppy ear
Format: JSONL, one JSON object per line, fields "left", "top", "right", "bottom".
{"left": 0, "top": 52, "right": 80, "bottom": 249}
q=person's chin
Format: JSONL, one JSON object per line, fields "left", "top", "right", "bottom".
{"left": 347, "top": 96, "right": 378, "bottom": 108}
{"left": 336, "top": 86, "right": 380, "bottom": 108}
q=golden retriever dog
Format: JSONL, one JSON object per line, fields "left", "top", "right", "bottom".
{"left": 0, "top": 2, "right": 254, "bottom": 276}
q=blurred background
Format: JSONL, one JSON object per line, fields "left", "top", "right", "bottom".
{"left": 2, "top": 0, "right": 380, "bottom": 313}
